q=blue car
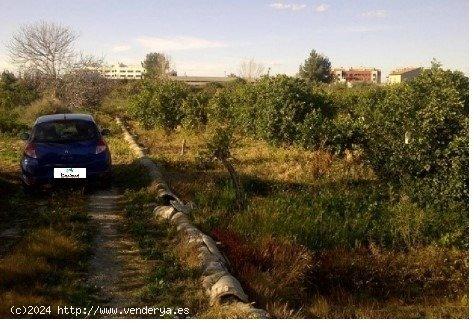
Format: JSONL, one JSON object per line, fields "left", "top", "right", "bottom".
{"left": 20, "top": 113, "right": 112, "bottom": 190}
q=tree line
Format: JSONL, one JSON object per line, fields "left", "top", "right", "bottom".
{"left": 126, "top": 63, "right": 468, "bottom": 214}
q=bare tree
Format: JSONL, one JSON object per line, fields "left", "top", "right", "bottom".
{"left": 73, "top": 53, "right": 104, "bottom": 69}
{"left": 238, "top": 59, "right": 265, "bottom": 81}
{"left": 8, "top": 21, "right": 78, "bottom": 79}
{"left": 59, "top": 54, "right": 109, "bottom": 109}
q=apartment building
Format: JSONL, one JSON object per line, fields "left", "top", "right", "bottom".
{"left": 332, "top": 67, "right": 381, "bottom": 84}
{"left": 387, "top": 67, "right": 422, "bottom": 84}
{"left": 98, "top": 64, "right": 144, "bottom": 80}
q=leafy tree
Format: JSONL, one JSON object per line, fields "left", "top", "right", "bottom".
{"left": 129, "top": 79, "right": 189, "bottom": 131}
{"left": 299, "top": 50, "right": 333, "bottom": 83}
{"left": 181, "top": 90, "right": 211, "bottom": 130}
{"left": 142, "top": 52, "right": 171, "bottom": 79}
{"left": 358, "top": 65, "right": 468, "bottom": 210}
{"left": 201, "top": 122, "right": 244, "bottom": 209}
{"left": 252, "top": 75, "right": 325, "bottom": 145}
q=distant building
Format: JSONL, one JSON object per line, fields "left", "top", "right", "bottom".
{"left": 170, "top": 76, "right": 237, "bottom": 87}
{"left": 98, "top": 63, "right": 144, "bottom": 80}
{"left": 387, "top": 67, "right": 422, "bottom": 84}
{"left": 332, "top": 67, "right": 381, "bottom": 84}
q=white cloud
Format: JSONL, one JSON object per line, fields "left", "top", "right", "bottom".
{"left": 315, "top": 4, "right": 329, "bottom": 12}
{"left": 136, "top": 36, "right": 227, "bottom": 51}
{"left": 112, "top": 44, "right": 131, "bottom": 52}
{"left": 362, "top": 10, "right": 387, "bottom": 18}
{"left": 269, "top": 2, "right": 306, "bottom": 11}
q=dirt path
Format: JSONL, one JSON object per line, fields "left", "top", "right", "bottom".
{"left": 87, "top": 187, "right": 152, "bottom": 317}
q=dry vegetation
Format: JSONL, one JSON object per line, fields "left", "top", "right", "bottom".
{"left": 0, "top": 62, "right": 467, "bottom": 318}
{"left": 0, "top": 133, "right": 93, "bottom": 318}
{"left": 127, "top": 123, "right": 468, "bottom": 318}
{"left": 99, "top": 116, "right": 211, "bottom": 317}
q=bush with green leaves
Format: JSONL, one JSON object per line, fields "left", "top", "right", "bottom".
{"left": 251, "top": 75, "right": 328, "bottom": 145}
{"left": 129, "top": 79, "right": 190, "bottom": 131}
{"left": 0, "top": 71, "right": 38, "bottom": 110}
{"left": 181, "top": 90, "right": 210, "bottom": 130}
{"left": 358, "top": 66, "right": 468, "bottom": 210}
{"left": 322, "top": 112, "right": 365, "bottom": 154}
{"left": 0, "top": 110, "right": 28, "bottom": 134}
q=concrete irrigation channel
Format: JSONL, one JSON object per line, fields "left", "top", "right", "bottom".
{"left": 115, "top": 118, "right": 268, "bottom": 318}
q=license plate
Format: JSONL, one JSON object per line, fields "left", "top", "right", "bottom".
{"left": 54, "top": 168, "right": 87, "bottom": 179}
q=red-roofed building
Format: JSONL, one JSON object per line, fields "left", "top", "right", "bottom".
{"left": 332, "top": 67, "right": 381, "bottom": 84}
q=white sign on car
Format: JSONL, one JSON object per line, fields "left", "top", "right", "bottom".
{"left": 53, "top": 168, "right": 87, "bottom": 179}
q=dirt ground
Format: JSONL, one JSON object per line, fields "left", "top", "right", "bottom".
{"left": 87, "top": 187, "right": 153, "bottom": 318}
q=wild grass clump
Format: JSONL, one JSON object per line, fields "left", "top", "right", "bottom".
{"left": 212, "top": 229, "right": 314, "bottom": 313}
{"left": 0, "top": 253, "right": 52, "bottom": 287}
{"left": 211, "top": 229, "right": 467, "bottom": 318}
{"left": 24, "top": 228, "right": 82, "bottom": 264}
{"left": 0, "top": 110, "right": 28, "bottom": 134}
{"left": 23, "top": 96, "right": 69, "bottom": 123}
{"left": 191, "top": 165, "right": 466, "bottom": 251}
{"left": 0, "top": 292, "right": 48, "bottom": 318}
{"left": 312, "top": 245, "right": 467, "bottom": 300}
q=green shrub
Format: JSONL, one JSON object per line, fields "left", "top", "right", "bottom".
{"left": 0, "top": 71, "right": 38, "bottom": 110}
{"left": 0, "top": 110, "right": 28, "bottom": 134}
{"left": 182, "top": 90, "right": 211, "bottom": 130}
{"left": 323, "top": 112, "right": 365, "bottom": 154}
{"left": 358, "top": 66, "right": 468, "bottom": 210}
{"left": 24, "top": 96, "right": 69, "bottom": 123}
{"left": 129, "top": 79, "right": 190, "bottom": 131}
{"left": 100, "top": 81, "right": 141, "bottom": 118}
{"left": 206, "top": 88, "right": 237, "bottom": 125}
{"left": 252, "top": 75, "right": 327, "bottom": 145}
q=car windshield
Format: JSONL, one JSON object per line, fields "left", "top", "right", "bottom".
{"left": 32, "top": 120, "right": 98, "bottom": 143}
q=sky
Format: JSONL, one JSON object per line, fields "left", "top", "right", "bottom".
{"left": 0, "top": 0, "right": 469, "bottom": 79}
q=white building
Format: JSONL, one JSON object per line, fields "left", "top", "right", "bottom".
{"left": 98, "top": 63, "right": 144, "bottom": 80}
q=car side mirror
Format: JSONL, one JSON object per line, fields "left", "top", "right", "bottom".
{"left": 101, "top": 128, "right": 110, "bottom": 136}
{"left": 19, "top": 132, "right": 30, "bottom": 140}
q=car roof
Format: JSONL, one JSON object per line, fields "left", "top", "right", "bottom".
{"left": 35, "top": 114, "right": 95, "bottom": 124}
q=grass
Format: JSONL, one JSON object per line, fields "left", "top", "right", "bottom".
{"left": 104, "top": 126, "right": 209, "bottom": 318}
{"left": 121, "top": 185, "right": 208, "bottom": 318}
{"left": 128, "top": 123, "right": 468, "bottom": 318}
{"left": 1, "top": 106, "right": 211, "bottom": 318}
{"left": 0, "top": 116, "right": 97, "bottom": 318}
